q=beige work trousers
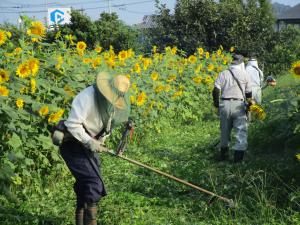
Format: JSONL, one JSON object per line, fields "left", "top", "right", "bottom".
{"left": 219, "top": 99, "right": 248, "bottom": 151}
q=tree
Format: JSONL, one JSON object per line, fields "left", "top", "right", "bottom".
{"left": 148, "top": 0, "right": 275, "bottom": 55}
{"left": 94, "top": 12, "right": 142, "bottom": 52}
{"left": 47, "top": 10, "right": 142, "bottom": 52}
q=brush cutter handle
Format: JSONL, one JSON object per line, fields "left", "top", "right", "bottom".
{"left": 104, "top": 147, "right": 233, "bottom": 206}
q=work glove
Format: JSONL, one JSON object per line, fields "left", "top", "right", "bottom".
{"left": 266, "top": 76, "right": 277, "bottom": 87}
{"left": 86, "top": 139, "right": 107, "bottom": 153}
{"left": 247, "top": 99, "right": 255, "bottom": 107}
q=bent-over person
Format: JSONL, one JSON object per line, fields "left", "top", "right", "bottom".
{"left": 59, "top": 72, "right": 130, "bottom": 225}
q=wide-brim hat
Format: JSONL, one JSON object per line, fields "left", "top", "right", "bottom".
{"left": 96, "top": 72, "right": 130, "bottom": 110}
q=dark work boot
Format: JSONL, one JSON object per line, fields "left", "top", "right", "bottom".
{"left": 75, "top": 208, "right": 84, "bottom": 225}
{"left": 84, "top": 203, "right": 97, "bottom": 225}
{"left": 220, "top": 147, "right": 229, "bottom": 161}
{"left": 234, "top": 150, "right": 244, "bottom": 163}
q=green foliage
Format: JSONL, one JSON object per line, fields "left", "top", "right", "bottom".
{"left": 263, "top": 26, "right": 300, "bottom": 76}
{"left": 249, "top": 74, "right": 300, "bottom": 152}
{"left": 47, "top": 11, "right": 143, "bottom": 52}
{"left": 149, "top": 0, "right": 275, "bottom": 55}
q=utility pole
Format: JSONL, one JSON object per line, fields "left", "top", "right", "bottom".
{"left": 108, "top": 0, "right": 111, "bottom": 14}
{"left": 44, "top": 0, "right": 48, "bottom": 27}
{"left": 79, "top": 7, "right": 84, "bottom": 15}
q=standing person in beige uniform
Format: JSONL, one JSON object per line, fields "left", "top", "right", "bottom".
{"left": 212, "top": 54, "right": 253, "bottom": 162}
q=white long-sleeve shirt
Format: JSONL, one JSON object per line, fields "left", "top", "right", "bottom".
{"left": 64, "top": 86, "right": 104, "bottom": 144}
{"left": 215, "top": 63, "right": 252, "bottom": 99}
{"left": 246, "top": 60, "right": 263, "bottom": 87}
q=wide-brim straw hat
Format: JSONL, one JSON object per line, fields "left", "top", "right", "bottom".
{"left": 96, "top": 72, "right": 130, "bottom": 110}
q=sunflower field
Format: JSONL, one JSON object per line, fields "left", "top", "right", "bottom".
{"left": 1, "top": 20, "right": 300, "bottom": 224}
{"left": 0, "top": 20, "right": 234, "bottom": 186}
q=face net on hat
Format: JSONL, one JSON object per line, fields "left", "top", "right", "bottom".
{"left": 96, "top": 72, "right": 131, "bottom": 124}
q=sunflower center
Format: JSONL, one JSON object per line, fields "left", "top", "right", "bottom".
{"left": 293, "top": 66, "right": 300, "bottom": 75}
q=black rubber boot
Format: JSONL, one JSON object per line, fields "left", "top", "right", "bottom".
{"left": 234, "top": 150, "right": 244, "bottom": 163}
{"left": 75, "top": 207, "right": 84, "bottom": 225}
{"left": 84, "top": 203, "right": 97, "bottom": 225}
{"left": 220, "top": 147, "right": 229, "bottom": 161}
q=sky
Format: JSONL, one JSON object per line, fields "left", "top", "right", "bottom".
{"left": 0, "top": 0, "right": 299, "bottom": 26}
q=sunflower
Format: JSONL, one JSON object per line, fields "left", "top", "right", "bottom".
{"left": 92, "top": 57, "right": 102, "bottom": 69}
{"left": 16, "top": 63, "right": 30, "bottom": 78}
{"left": 167, "top": 74, "right": 176, "bottom": 83}
{"left": 152, "top": 45, "right": 157, "bottom": 54}
{"left": 296, "top": 153, "right": 300, "bottom": 161}
{"left": 197, "top": 47, "right": 204, "bottom": 56}
{"left": 118, "top": 50, "right": 128, "bottom": 61}
{"left": 64, "top": 85, "right": 75, "bottom": 97}
{"left": 155, "top": 85, "right": 164, "bottom": 93}
{"left": 30, "top": 79, "right": 37, "bottom": 94}
{"left": 83, "top": 58, "right": 92, "bottom": 64}
{"left": 16, "top": 98, "right": 24, "bottom": 109}
{"left": 133, "top": 63, "right": 141, "bottom": 74}
{"left": 195, "top": 64, "right": 202, "bottom": 73}
{"left": 193, "top": 76, "right": 202, "bottom": 84}
{"left": 165, "top": 46, "right": 171, "bottom": 54}
{"left": 0, "top": 30, "right": 7, "bottom": 46}
{"left": 188, "top": 55, "right": 197, "bottom": 64}
{"left": 77, "top": 41, "right": 87, "bottom": 53}
{"left": 207, "top": 64, "right": 215, "bottom": 72}
{"left": 14, "top": 47, "right": 22, "bottom": 55}
{"left": 27, "top": 21, "right": 46, "bottom": 37}
{"left": 143, "top": 58, "right": 151, "bottom": 70}
{"left": 31, "top": 38, "right": 39, "bottom": 43}
{"left": 249, "top": 104, "right": 266, "bottom": 120}
{"left": 48, "top": 109, "right": 64, "bottom": 124}
{"left": 127, "top": 49, "right": 134, "bottom": 58}
{"left": 130, "top": 95, "right": 135, "bottom": 104}
{"left": 0, "top": 85, "right": 9, "bottom": 96}
{"left": 151, "top": 71, "right": 159, "bottom": 81}
{"left": 20, "top": 87, "right": 28, "bottom": 94}
{"left": 164, "top": 84, "right": 171, "bottom": 92}
{"left": 0, "top": 69, "right": 9, "bottom": 83}
{"left": 136, "top": 92, "right": 147, "bottom": 106}
{"left": 172, "top": 91, "right": 183, "bottom": 99}
{"left": 106, "top": 57, "right": 115, "bottom": 68}
{"left": 27, "top": 58, "right": 40, "bottom": 76}
{"left": 95, "top": 45, "right": 103, "bottom": 53}
{"left": 290, "top": 61, "right": 300, "bottom": 78}
{"left": 217, "top": 49, "right": 222, "bottom": 56}
{"left": 204, "top": 76, "right": 214, "bottom": 84}
{"left": 65, "top": 34, "right": 75, "bottom": 45}
{"left": 171, "top": 46, "right": 177, "bottom": 55}
{"left": 6, "top": 31, "right": 11, "bottom": 38}
{"left": 205, "top": 52, "right": 210, "bottom": 59}
{"left": 39, "top": 106, "right": 49, "bottom": 116}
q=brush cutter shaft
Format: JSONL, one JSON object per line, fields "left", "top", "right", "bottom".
{"left": 103, "top": 148, "right": 233, "bottom": 204}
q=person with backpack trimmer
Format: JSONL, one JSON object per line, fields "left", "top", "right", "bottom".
{"left": 212, "top": 54, "right": 254, "bottom": 162}
{"left": 52, "top": 72, "right": 131, "bottom": 225}
{"left": 246, "top": 54, "right": 264, "bottom": 104}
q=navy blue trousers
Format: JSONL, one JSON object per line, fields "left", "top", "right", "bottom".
{"left": 60, "top": 139, "right": 107, "bottom": 208}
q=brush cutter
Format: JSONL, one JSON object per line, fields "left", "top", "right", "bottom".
{"left": 94, "top": 120, "right": 234, "bottom": 207}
